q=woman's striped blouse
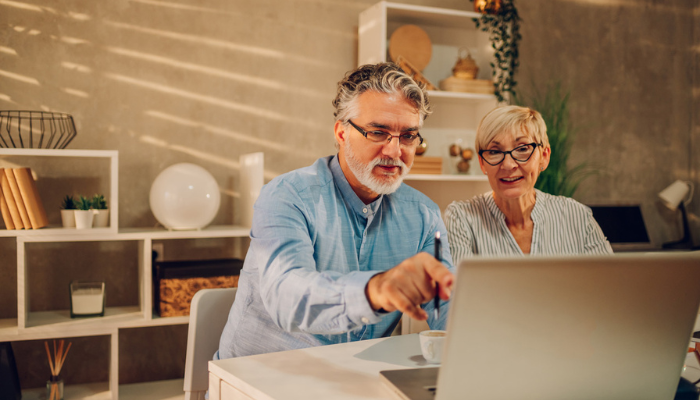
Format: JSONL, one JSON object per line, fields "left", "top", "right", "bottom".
{"left": 444, "top": 189, "right": 613, "bottom": 264}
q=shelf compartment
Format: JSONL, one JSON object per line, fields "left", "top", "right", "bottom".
{"left": 19, "top": 239, "right": 143, "bottom": 330}
{"left": 360, "top": 1, "right": 495, "bottom": 94}
{"left": 0, "top": 149, "right": 118, "bottom": 235}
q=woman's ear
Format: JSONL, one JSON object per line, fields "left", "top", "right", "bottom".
{"left": 539, "top": 146, "right": 551, "bottom": 171}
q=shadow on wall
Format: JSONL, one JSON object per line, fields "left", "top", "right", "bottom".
{"left": 0, "top": 0, "right": 363, "bottom": 227}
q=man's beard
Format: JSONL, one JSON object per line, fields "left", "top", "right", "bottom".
{"left": 344, "top": 141, "right": 410, "bottom": 196}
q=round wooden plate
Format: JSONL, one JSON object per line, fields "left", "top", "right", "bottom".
{"left": 389, "top": 25, "right": 432, "bottom": 71}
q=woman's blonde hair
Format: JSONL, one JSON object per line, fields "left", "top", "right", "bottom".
{"left": 475, "top": 105, "right": 550, "bottom": 152}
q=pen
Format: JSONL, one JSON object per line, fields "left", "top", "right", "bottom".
{"left": 434, "top": 231, "right": 441, "bottom": 320}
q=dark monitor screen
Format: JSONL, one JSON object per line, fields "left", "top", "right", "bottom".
{"left": 589, "top": 205, "right": 650, "bottom": 244}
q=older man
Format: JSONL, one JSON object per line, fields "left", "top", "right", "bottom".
{"left": 217, "top": 63, "right": 454, "bottom": 359}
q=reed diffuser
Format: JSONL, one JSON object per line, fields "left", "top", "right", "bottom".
{"left": 45, "top": 339, "right": 71, "bottom": 400}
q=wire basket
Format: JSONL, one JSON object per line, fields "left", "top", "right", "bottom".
{"left": 0, "top": 110, "right": 77, "bottom": 149}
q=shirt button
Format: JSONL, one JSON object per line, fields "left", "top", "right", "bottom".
{"left": 362, "top": 207, "right": 368, "bottom": 213}
{"left": 361, "top": 317, "right": 369, "bottom": 324}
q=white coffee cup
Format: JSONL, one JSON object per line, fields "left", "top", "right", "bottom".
{"left": 419, "top": 330, "right": 446, "bottom": 364}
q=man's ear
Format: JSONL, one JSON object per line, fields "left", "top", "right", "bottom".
{"left": 334, "top": 120, "right": 347, "bottom": 147}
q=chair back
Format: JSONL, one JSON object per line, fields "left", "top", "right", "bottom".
{"left": 183, "top": 287, "right": 237, "bottom": 400}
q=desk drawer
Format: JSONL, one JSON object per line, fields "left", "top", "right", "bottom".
{"left": 221, "top": 380, "right": 254, "bottom": 400}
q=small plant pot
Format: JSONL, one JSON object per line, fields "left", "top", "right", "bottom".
{"left": 60, "top": 209, "right": 76, "bottom": 228}
{"left": 74, "top": 210, "right": 94, "bottom": 229}
{"left": 92, "top": 209, "right": 109, "bottom": 228}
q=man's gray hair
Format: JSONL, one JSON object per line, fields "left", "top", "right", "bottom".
{"left": 332, "top": 63, "right": 432, "bottom": 126}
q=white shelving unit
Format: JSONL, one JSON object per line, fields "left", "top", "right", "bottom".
{"left": 360, "top": 2, "right": 498, "bottom": 336}
{"left": 0, "top": 149, "right": 264, "bottom": 399}
{"left": 359, "top": 1, "right": 499, "bottom": 212}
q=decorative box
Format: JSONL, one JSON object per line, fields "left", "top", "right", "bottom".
{"left": 153, "top": 258, "right": 243, "bottom": 317}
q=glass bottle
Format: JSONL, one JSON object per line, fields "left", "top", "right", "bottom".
{"left": 46, "top": 375, "right": 63, "bottom": 400}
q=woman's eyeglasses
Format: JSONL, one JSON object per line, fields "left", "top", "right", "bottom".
{"left": 478, "top": 143, "right": 542, "bottom": 166}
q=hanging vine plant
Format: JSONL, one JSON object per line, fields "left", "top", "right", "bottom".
{"left": 470, "top": 0, "right": 522, "bottom": 103}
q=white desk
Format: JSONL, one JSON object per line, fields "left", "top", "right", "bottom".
{"left": 208, "top": 334, "right": 431, "bottom": 400}
{"left": 209, "top": 334, "right": 700, "bottom": 400}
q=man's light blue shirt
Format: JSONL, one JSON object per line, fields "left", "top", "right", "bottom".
{"left": 217, "top": 155, "right": 454, "bottom": 359}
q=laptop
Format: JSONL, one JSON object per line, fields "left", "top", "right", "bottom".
{"left": 588, "top": 204, "right": 656, "bottom": 252}
{"left": 380, "top": 252, "right": 700, "bottom": 400}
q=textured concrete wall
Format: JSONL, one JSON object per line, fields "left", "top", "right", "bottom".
{"left": 518, "top": 0, "right": 699, "bottom": 247}
{"left": 692, "top": 1, "right": 700, "bottom": 242}
{"left": 1, "top": 0, "right": 698, "bottom": 388}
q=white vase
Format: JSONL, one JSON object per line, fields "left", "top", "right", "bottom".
{"left": 61, "top": 209, "right": 76, "bottom": 228}
{"left": 92, "top": 209, "right": 110, "bottom": 228}
{"left": 74, "top": 210, "right": 94, "bottom": 229}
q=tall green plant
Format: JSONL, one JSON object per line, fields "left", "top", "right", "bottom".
{"left": 516, "top": 84, "right": 594, "bottom": 197}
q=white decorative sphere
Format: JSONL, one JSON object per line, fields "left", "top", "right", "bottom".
{"left": 149, "top": 163, "right": 221, "bottom": 230}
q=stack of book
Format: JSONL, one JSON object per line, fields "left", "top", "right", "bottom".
{"left": 0, "top": 167, "right": 49, "bottom": 230}
{"left": 409, "top": 156, "right": 443, "bottom": 175}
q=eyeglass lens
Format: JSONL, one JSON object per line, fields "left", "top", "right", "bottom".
{"left": 366, "top": 131, "right": 419, "bottom": 146}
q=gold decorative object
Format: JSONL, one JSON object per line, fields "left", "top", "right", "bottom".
{"left": 415, "top": 140, "right": 428, "bottom": 156}
{"left": 439, "top": 48, "right": 494, "bottom": 95}
{"left": 452, "top": 48, "right": 479, "bottom": 80}
{"left": 474, "top": 0, "right": 502, "bottom": 14}
{"left": 448, "top": 142, "right": 475, "bottom": 174}
{"left": 449, "top": 144, "right": 461, "bottom": 157}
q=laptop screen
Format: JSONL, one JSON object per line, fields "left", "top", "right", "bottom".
{"left": 588, "top": 205, "right": 650, "bottom": 244}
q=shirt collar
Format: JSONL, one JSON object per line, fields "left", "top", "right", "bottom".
{"left": 330, "top": 155, "right": 382, "bottom": 217}
{"left": 530, "top": 189, "right": 545, "bottom": 223}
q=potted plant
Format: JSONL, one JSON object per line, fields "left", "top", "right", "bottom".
{"left": 91, "top": 194, "right": 109, "bottom": 228}
{"left": 516, "top": 83, "right": 595, "bottom": 197}
{"left": 74, "top": 195, "right": 93, "bottom": 229}
{"left": 60, "top": 195, "right": 77, "bottom": 228}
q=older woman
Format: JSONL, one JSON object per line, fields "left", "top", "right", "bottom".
{"left": 444, "top": 105, "right": 612, "bottom": 262}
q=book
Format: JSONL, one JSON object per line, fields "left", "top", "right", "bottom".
{"left": 4, "top": 169, "right": 31, "bottom": 229}
{"left": 0, "top": 185, "right": 15, "bottom": 229}
{"left": 410, "top": 156, "right": 443, "bottom": 175}
{"left": 13, "top": 168, "right": 48, "bottom": 229}
{"left": 0, "top": 168, "right": 23, "bottom": 229}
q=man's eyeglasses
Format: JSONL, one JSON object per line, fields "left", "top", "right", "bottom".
{"left": 478, "top": 142, "right": 542, "bottom": 166}
{"left": 347, "top": 120, "right": 423, "bottom": 147}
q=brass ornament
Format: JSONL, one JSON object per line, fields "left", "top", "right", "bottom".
{"left": 452, "top": 48, "right": 479, "bottom": 80}
{"left": 474, "top": 0, "right": 502, "bottom": 15}
{"left": 448, "top": 142, "right": 475, "bottom": 174}
{"left": 415, "top": 140, "right": 428, "bottom": 156}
